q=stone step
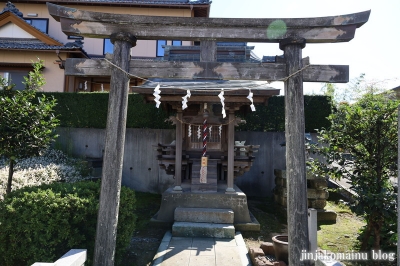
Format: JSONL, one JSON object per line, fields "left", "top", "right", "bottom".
{"left": 172, "top": 221, "right": 235, "bottom": 238}
{"left": 175, "top": 207, "right": 234, "bottom": 224}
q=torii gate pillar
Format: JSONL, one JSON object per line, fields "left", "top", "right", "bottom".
{"left": 280, "top": 37, "right": 310, "bottom": 266}
{"left": 93, "top": 32, "right": 136, "bottom": 266}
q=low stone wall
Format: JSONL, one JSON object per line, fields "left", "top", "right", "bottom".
{"left": 273, "top": 169, "right": 329, "bottom": 209}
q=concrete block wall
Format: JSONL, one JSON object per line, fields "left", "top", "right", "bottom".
{"left": 55, "top": 127, "right": 176, "bottom": 194}
{"left": 55, "top": 128, "right": 321, "bottom": 197}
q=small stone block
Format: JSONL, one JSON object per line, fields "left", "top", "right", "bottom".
{"left": 274, "top": 169, "right": 285, "bottom": 178}
{"left": 309, "top": 179, "right": 328, "bottom": 189}
{"left": 260, "top": 242, "right": 275, "bottom": 256}
{"left": 317, "top": 210, "right": 337, "bottom": 223}
{"left": 250, "top": 247, "right": 265, "bottom": 258}
{"left": 275, "top": 177, "right": 286, "bottom": 187}
{"left": 174, "top": 207, "right": 234, "bottom": 224}
{"left": 276, "top": 196, "right": 287, "bottom": 207}
{"left": 172, "top": 222, "right": 235, "bottom": 238}
{"left": 307, "top": 189, "right": 329, "bottom": 199}
{"left": 308, "top": 199, "right": 327, "bottom": 209}
{"left": 254, "top": 256, "right": 274, "bottom": 266}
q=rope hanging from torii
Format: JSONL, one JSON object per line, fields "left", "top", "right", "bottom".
{"left": 202, "top": 116, "right": 207, "bottom": 158}
{"left": 200, "top": 103, "right": 208, "bottom": 184}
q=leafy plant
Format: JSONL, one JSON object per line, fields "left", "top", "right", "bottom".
{"left": 0, "top": 60, "right": 59, "bottom": 194}
{"left": 0, "top": 181, "right": 137, "bottom": 266}
{"left": 311, "top": 90, "right": 398, "bottom": 252}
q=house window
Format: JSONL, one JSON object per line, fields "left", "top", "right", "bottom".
{"left": 103, "top": 38, "right": 113, "bottom": 54}
{"left": 156, "top": 40, "right": 166, "bottom": 57}
{"left": 0, "top": 71, "right": 29, "bottom": 90}
{"left": 24, "top": 18, "right": 48, "bottom": 33}
{"left": 172, "top": 40, "right": 182, "bottom": 46}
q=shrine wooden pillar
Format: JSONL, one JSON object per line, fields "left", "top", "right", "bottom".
{"left": 93, "top": 32, "right": 136, "bottom": 266}
{"left": 280, "top": 37, "right": 310, "bottom": 265}
{"left": 173, "top": 108, "right": 183, "bottom": 192}
{"left": 226, "top": 108, "right": 236, "bottom": 193}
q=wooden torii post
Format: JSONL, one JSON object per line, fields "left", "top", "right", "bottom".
{"left": 48, "top": 4, "right": 369, "bottom": 265}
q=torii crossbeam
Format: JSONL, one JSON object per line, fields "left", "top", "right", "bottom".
{"left": 47, "top": 3, "right": 370, "bottom": 265}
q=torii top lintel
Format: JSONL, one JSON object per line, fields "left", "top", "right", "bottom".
{"left": 47, "top": 3, "right": 370, "bottom": 43}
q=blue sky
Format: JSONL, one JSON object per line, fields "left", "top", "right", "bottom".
{"left": 209, "top": 0, "right": 400, "bottom": 95}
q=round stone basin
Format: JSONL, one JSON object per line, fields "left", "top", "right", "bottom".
{"left": 272, "top": 235, "right": 288, "bottom": 263}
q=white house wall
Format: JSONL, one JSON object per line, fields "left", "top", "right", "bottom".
{"left": 0, "top": 22, "right": 35, "bottom": 38}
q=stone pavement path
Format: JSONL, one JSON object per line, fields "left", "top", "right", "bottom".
{"left": 152, "top": 231, "right": 251, "bottom": 266}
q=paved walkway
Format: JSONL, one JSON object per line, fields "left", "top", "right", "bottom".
{"left": 152, "top": 231, "right": 252, "bottom": 266}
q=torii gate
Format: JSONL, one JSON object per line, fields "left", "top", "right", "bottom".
{"left": 48, "top": 3, "right": 369, "bottom": 265}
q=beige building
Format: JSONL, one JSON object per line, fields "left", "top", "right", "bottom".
{"left": 0, "top": 0, "right": 211, "bottom": 92}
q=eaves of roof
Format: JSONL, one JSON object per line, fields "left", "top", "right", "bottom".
{"left": 0, "top": 38, "right": 76, "bottom": 49}
{"left": 0, "top": 38, "right": 90, "bottom": 58}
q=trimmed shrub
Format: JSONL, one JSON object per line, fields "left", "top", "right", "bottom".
{"left": 15, "top": 92, "right": 331, "bottom": 131}
{"left": 0, "top": 181, "right": 136, "bottom": 266}
{"left": 36, "top": 92, "right": 173, "bottom": 129}
{"left": 237, "top": 95, "right": 332, "bottom": 132}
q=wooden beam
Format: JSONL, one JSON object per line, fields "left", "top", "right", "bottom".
{"left": 65, "top": 58, "right": 349, "bottom": 83}
{"left": 47, "top": 3, "right": 370, "bottom": 43}
{"left": 59, "top": 18, "right": 358, "bottom": 43}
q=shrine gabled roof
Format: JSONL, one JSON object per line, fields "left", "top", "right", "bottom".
{"left": 136, "top": 79, "right": 278, "bottom": 92}
{"left": 132, "top": 78, "right": 280, "bottom": 104}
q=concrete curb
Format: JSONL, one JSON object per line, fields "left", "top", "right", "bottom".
{"left": 151, "top": 231, "right": 172, "bottom": 266}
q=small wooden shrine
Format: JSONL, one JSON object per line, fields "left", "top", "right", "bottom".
{"left": 131, "top": 76, "right": 279, "bottom": 227}
{"left": 133, "top": 78, "right": 278, "bottom": 194}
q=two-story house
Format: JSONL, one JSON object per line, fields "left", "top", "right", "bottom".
{"left": 0, "top": 0, "right": 211, "bottom": 92}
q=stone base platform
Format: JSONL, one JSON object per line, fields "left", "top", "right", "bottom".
{"left": 151, "top": 184, "right": 260, "bottom": 232}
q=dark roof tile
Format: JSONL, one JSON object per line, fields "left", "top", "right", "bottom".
{"left": 0, "top": 38, "right": 85, "bottom": 50}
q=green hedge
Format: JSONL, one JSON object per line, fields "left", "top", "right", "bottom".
{"left": 0, "top": 181, "right": 136, "bottom": 266}
{"left": 238, "top": 95, "right": 332, "bottom": 132}
{"left": 37, "top": 92, "right": 173, "bottom": 129}
{"left": 27, "top": 93, "right": 330, "bottom": 132}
